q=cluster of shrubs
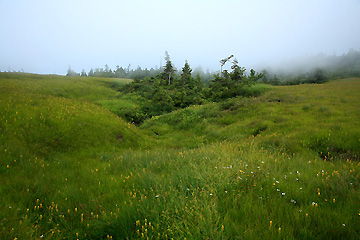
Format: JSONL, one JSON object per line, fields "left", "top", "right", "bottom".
{"left": 69, "top": 50, "right": 356, "bottom": 124}
{"left": 114, "top": 57, "right": 263, "bottom": 124}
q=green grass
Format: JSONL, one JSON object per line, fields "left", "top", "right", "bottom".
{"left": 1, "top": 73, "right": 359, "bottom": 239}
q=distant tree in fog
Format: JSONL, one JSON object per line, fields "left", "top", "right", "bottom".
{"left": 88, "top": 68, "right": 94, "bottom": 76}
{"left": 66, "top": 66, "right": 80, "bottom": 76}
{"left": 308, "top": 68, "right": 327, "bottom": 84}
{"left": 81, "top": 69, "right": 87, "bottom": 77}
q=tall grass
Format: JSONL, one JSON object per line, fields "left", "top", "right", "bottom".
{"left": 1, "top": 73, "right": 359, "bottom": 239}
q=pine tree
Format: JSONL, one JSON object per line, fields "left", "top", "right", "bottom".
{"left": 162, "top": 51, "right": 176, "bottom": 86}
{"left": 88, "top": 68, "right": 94, "bottom": 77}
{"left": 81, "top": 69, "right": 87, "bottom": 77}
{"left": 180, "top": 60, "right": 192, "bottom": 88}
{"left": 230, "top": 59, "right": 245, "bottom": 83}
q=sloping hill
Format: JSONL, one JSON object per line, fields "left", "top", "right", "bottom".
{"left": 0, "top": 73, "right": 145, "bottom": 158}
{"left": 1, "top": 74, "right": 359, "bottom": 239}
{"left": 143, "top": 78, "right": 360, "bottom": 160}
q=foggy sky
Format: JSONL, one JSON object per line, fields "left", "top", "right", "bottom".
{"left": 1, "top": 0, "right": 360, "bottom": 75}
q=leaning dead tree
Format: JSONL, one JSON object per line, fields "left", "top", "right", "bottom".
{"left": 219, "top": 54, "right": 234, "bottom": 77}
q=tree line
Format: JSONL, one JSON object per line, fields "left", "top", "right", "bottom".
{"left": 259, "top": 49, "right": 360, "bottom": 85}
{"left": 66, "top": 59, "right": 214, "bottom": 83}
{"left": 66, "top": 49, "right": 360, "bottom": 86}
{"left": 66, "top": 64, "right": 162, "bottom": 79}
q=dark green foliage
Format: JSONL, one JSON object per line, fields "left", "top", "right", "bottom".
{"left": 147, "top": 86, "right": 175, "bottom": 114}
{"left": 114, "top": 55, "right": 267, "bottom": 123}
{"left": 174, "top": 61, "right": 203, "bottom": 108}
{"left": 84, "top": 64, "right": 161, "bottom": 80}
{"left": 117, "top": 56, "right": 204, "bottom": 123}
{"left": 207, "top": 59, "right": 264, "bottom": 101}
{"left": 70, "top": 54, "right": 269, "bottom": 124}
{"left": 307, "top": 68, "right": 327, "bottom": 84}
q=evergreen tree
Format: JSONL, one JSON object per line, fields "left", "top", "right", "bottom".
{"left": 150, "top": 86, "right": 175, "bottom": 115}
{"left": 115, "top": 66, "right": 127, "bottom": 78}
{"left": 88, "top": 68, "right": 94, "bottom": 77}
{"left": 248, "top": 69, "right": 264, "bottom": 82}
{"left": 193, "top": 74, "right": 203, "bottom": 89}
{"left": 180, "top": 60, "right": 192, "bottom": 88}
{"left": 261, "top": 69, "right": 269, "bottom": 83}
{"left": 310, "top": 68, "right": 327, "bottom": 84}
{"left": 174, "top": 60, "right": 192, "bottom": 107}
{"left": 105, "top": 64, "right": 110, "bottom": 72}
{"left": 230, "top": 59, "right": 246, "bottom": 83}
{"left": 161, "top": 51, "right": 176, "bottom": 86}
{"left": 81, "top": 69, "right": 87, "bottom": 77}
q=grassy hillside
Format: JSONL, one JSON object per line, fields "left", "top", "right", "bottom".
{"left": 1, "top": 73, "right": 359, "bottom": 239}
{"left": 143, "top": 78, "right": 360, "bottom": 159}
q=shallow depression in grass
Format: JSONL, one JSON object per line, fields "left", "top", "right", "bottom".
{"left": 1, "top": 73, "right": 360, "bottom": 239}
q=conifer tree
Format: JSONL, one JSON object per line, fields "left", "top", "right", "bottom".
{"left": 180, "top": 60, "right": 192, "bottom": 88}
{"left": 161, "top": 51, "right": 176, "bottom": 86}
{"left": 230, "top": 59, "right": 245, "bottom": 83}
{"left": 81, "top": 69, "right": 87, "bottom": 77}
{"left": 88, "top": 68, "right": 94, "bottom": 77}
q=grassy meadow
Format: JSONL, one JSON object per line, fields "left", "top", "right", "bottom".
{"left": 1, "top": 72, "right": 359, "bottom": 239}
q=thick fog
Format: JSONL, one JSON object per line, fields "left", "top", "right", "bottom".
{"left": 1, "top": 0, "right": 360, "bottom": 75}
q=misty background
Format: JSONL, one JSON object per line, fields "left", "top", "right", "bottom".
{"left": 1, "top": 0, "right": 360, "bottom": 75}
